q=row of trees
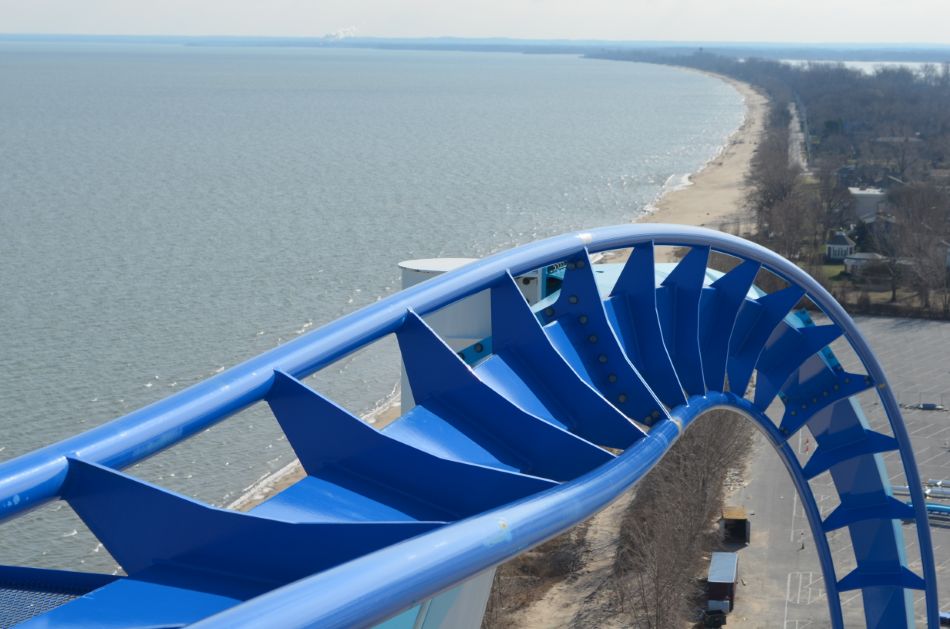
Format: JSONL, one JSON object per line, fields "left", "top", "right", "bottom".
{"left": 610, "top": 411, "right": 755, "bottom": 627}
{"left": 593, "top": 49, "right": 950, "bottom": 317}
{"left": 853, "top": 185, "right": 950, "bottom": 311}
{"left": 592, "top": 50, "right": 950, "bottom": 184}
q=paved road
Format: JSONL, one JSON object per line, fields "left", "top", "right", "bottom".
{"left": 788, "top": 103, "right": 809, "bottom": 173}
{"left": 728, "top": 316, "right": 950, "bottom": 628}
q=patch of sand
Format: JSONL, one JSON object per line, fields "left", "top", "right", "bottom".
{"left": 507, "top": 491, "right": 637, "bottom": 629}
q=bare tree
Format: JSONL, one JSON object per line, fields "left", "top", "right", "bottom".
{"left": 893, "top": 184, "right": 950, "bottom": 311}
{"left": 614, "top": 412, "right": 755, "bottom": 628}
{"left": 865, "top": 220, "right": 903, "bottom": 303}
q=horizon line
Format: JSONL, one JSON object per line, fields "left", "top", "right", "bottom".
{"left": 2, "top": 33, "right": 950, "bottom": 50}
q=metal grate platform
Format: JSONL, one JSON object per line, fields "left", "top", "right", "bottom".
{"left": 0, "top": 584, "right": 78, "bottom": 628}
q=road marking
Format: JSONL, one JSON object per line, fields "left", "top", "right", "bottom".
{"left": 784, "top": 572, "right": 792, "bottom": 628}
{"left": 922, "top": 424, "right": 950, "bottom": 441}
{"left": 914, "top": 448, "right": 949, "bottom": 469}
{"left": 840, "top": 591, "right": 862, "bottom": 608}
{"left": 806, "top": 572, "right": 824, "bottom": 604}
{"left": 790, "top": 493, "right": 799, "bottom": 542}
{"left": 783, "top": 572, "right": 826, "bottom": 628}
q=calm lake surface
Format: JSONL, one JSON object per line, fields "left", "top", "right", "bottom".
{"left": 0, "top": 43, "right": 743, "bottom": 571}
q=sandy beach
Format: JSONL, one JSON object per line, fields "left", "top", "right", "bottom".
{"left": 641, "top": 75, "right": 765, "bottom": 232}
{"left": 231, "top": 74, "right": 768, "bottom": 513}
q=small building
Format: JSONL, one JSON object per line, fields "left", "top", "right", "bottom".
{"left": 720, "top": 505, "right": 751, "bottom": 544}
{"left": 844, "top": 252, "right": 887, "bottom": 275}
{"left": 826, "top": 231, "right": 856, "bottom": 262}
{"left": 707, "top": 552, "right": 739, "bottom": 613}
{"left": 848, "top": 187, "right": 888, "bottom": 223}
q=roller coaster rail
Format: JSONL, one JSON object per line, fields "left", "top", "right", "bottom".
{"left": 0, "top": 224, "right": 938, "bottom": 628}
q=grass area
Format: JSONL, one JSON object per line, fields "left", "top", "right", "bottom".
{"left": 820, "top": 263, "right": 845, "bottom": 281}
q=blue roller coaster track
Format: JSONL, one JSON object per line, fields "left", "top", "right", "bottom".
{"left": 0, "top": 225, "right": 938, "bottom": 628}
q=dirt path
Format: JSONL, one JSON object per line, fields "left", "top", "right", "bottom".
{"left": 509, "top": 490, "right": 636, "bottom": 629}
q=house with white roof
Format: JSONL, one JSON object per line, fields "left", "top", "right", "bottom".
{"left": 848, "top": 187, "right": 888, "bottom": 223}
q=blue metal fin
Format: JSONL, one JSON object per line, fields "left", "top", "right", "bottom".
{"left": 753, "top": 324, "right": 843, "bottom": 409}
{"left": 837, "top": 567, "right": 926, "bottom": 592}
{"left": 656, "top": 246, "right": 709, "bottom": 396}
{"left": 248, "top": 475, "right": 428, "bottom": 523}
{"left": 483, "top": 274, "right": 645, "bottom": 449}
{"left": 265, "top": 371, "right": 557, "bottom": 521}
{"left": 395, "top": 311, "right": 613, "bottom": 481}
{"left": 491, "top": 272, "right": 560, "bottom": 352}
{"left": 727, "top": 285, "right": 806, "bottom": 395}
{"left": 802, "top": 429, "right": 899, "bottom": 480}
{"left": 699, "top": 260, "right": 760, "bottom": 391}
{"left": 538, "top": 250, "right": 667, "bottom": 426}
{"left": 779, "top": 370, "right": 874, "bottom": 438}
{"left": 609, "top": 242, "right": 657, "bottom": 300}
{"left": 821, "top": 496, "right": 915, "bottom": 532}
{"left": 18, "top": 576, "right": 243, "bottom": 629}
{"left": 0, "top": 564, "right": 116, "bottom": 593}
{"left": 382, "top": 406, "right": 523, "bottom": 474}
{"left": 62, "top": 458, "right": 442, "bottom": 594}
{"left": 605, "top": 243, "right": 687, "bottom": 408}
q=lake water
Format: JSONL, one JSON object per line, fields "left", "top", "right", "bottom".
{"left": 0, "top": 43, "right": 743, "bottom": 571}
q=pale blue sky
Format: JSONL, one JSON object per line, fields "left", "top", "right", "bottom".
{"left": 2, "top": 0, "right": 950, "bottom": 44}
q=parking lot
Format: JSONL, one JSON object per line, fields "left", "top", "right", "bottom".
{"left": 728, "top": 316, "right": 950, "bottom": 628}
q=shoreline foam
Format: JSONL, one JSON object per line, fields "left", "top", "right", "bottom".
{"left": 638, "top": 74, "right": 765, "bottom": 233}
{"left": 232, "top": 73, "right": 768, "bottom": 512}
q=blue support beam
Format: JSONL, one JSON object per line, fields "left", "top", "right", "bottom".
{"left": 266, "top": 370, "right": 557, "bottom": 521}
{"left": 837, "top": 567, "right": 926, "bottom": 592}
{"left": 537, "top": 250, "right": 667, "bottom": 426}
{"left": 62, "top": 458, "right": 443, "bottom": 592}
{"left": 805, "top": 393, "right": 918, "bottom": 626}
{"left": 753, "top": 324, "right": 843, "bottom": 409}
{"left": 822, "top": 496, "right": 916, "bottom": 532}
{"left": 802, "top": 428, "right": 899, "bottom": 480}
{"left": 698, "top": 259, "right": 761, "bottom": 392}
{"left": 606, "top": 242, "right": 687, "bottom": 408}
{"left": 393, "top": 311, "right": 613, "bottom": 481}
{"left": 480, "top": 273, "right": 645, "bottom": 449}
{"left": 656, "top": 246, "right": 709, "bottom": 396}
{"left": 727, "top": 285, "right": 806, "bottom": 396}
{"left": 779, "top": 367, "right": 874, "bottom": 438}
